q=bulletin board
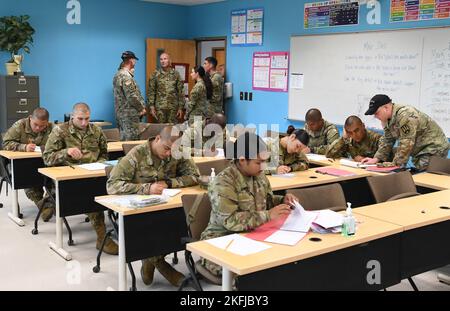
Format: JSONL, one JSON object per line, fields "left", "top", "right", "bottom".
{"left": 252, "top": 51, "right": 289, "bottom": 92}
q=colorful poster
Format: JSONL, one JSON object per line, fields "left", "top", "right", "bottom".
{"left": 253, "top": 52, "right": 289, "bottom": 92}
{"left": 391, "top": 0, "right": 450, "bottom": 22}
{"left": 304, "top": 0, "right": 359, "bottom": 29}
{"left": 231, "top": 8, "right": 264, "bottom": 46}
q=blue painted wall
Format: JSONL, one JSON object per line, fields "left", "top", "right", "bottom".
{"left": 0, "top": 0, "right": 188, "bottom": 123}
{"left": 187, "top": 0, "right": 450, "bottom": 139}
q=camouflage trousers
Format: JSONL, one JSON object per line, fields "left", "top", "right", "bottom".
{"left": 118, "top": 116, "right": 140, "bottom": 141}
{"left": 24, "top": 187, "right": 44, "bottom": 206}
{"left": 155, "top": 108, "right": 179, "bottom": 124}
{"left": 413, "top": 147, "right": 450, "bottom": 171}
{"left": 201, "top": 258, "right": 222, "bottom": 277}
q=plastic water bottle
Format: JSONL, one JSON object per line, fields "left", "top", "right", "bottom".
{"left": 342, "top": 202, "right": 356, "bottom": 236}
{"left": 210, "top": 168, "right": 216, "bottom": 182}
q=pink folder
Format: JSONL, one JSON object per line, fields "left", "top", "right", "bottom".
{"left": 315, "top": 167, "right": 357, "bottom": 177}
{"left": 365, "top": 166, "right": 400, "bottom": 173}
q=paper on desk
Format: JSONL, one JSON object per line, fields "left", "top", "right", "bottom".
{"left": 162, "top": 188, "right": 181, "bottom": 197}
{"left": 34, "top": 146, "right": 42, "bottom": 153}
{"left": 306, "top": 153, "right": 327, "bottom": 161}
{"left": 77, "top": 162, "right": 108, "bottom": 171}
{"left": 97, "top": 194, "right": 167, "bottom": 208}
{"left": 206, "top": 233, "right": 271, "bottom": 256}
{"left": 314, "top": 209, "right": 343, "bottom": 229}
{"left": 264, "top": 230, "right": 307, "bottom": 246}
{"left": 271, "top": 173, "right": 295, "bottom": 178}
{"left": 104, "top": 160, "right": 119, "bottom": 166}
{"left": 280, "top": 201, "right": 316, "bottom": 232}
{"left": 340, "top": 158, "right": 376, "bottom": 168}
{"left": 215, "top": 148, "right": 225, "bottom": 158}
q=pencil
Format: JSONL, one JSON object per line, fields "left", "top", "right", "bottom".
{"left": 224, "top": 239, "right": 234, "bottom": 251}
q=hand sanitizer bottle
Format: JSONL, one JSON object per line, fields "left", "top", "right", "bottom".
{"left": 210, "top": 168, "right": 216, "bottom": 182}
{"left": 345, "top": 202, "right": 355, "bottom": 236}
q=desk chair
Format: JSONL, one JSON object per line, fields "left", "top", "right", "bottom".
{"left": 92, "top": 165, "right": 138, "bottom": 291}
{"left": 102, "top": 128, "right": 120, "bottom": 142}
{"left": 286, "top": 183, "right": 347, "bottom": 211}
{"left": 367, "top": 171, "right": 421, "bottom": 291}
{"left": 195, "top": 158, "right": 229, "bottom": 176}
{"left": 139, "top": 123, "right": 170, "bottom": 140}
{"left": 426, "top": 156, "right": 450, "bottom": 176}
{"left": 179, "top": 193, "right": 221, "bottom": 291}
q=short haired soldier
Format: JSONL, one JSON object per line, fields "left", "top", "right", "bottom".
{"left": 113, "top": 51, "right": 146, "bottom": 141}
{"left": 43, "top": 103, "right": 118, "bottom": 255}
{"left": 107, "top": 126, "right": 200, "bottom": 287}
{"left": 361, "top": 94, "right": 449, "bottom": 170}
{"left": 199, "top": 132, "right": 299, "bottom": 277}
{"left": 2, "top": 107, "right": 54, "bottom": 221}
{"left": 326, "top": 115, "right": 382, "bottom": 162}
{"left": 203, "top": 56, "right": 225, "bottom": 115}
{"left": 304, "top": 108, "right": 340, "bottom": 155}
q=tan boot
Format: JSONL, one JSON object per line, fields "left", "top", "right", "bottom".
{"left": 153, "top": 256, "right": 185, "bottom": 287}
{"left": 38, "top": 198, "right": 54, "bottom": 222}
{"left": 140, "top": 259, "right": 155, "bottom": 285}
{"left": 88, "top": 212, "right": 118, "bottom": 255}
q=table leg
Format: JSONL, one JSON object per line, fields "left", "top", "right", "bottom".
{"left": 7, "top": 160, "right": 24, "bottom": 226}
{"left": 222, "top": 267, "right": 233, "bottom": 291}
{"left": 118, "top": 213, "right": 127, "bottom": 291}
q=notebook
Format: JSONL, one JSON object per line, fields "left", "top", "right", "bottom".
{"left": 315, "top": 167, "right": 357, "bottom": 177}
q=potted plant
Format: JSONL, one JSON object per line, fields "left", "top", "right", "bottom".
{"left": 0, "top": 15, "right": 35, "bottom": 75}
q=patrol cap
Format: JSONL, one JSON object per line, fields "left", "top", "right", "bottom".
{"left": 121, "top": 51, "right": 139, "bottom": 61}
{"left": 365, "top": 94, "right": 392, "bottom": 115}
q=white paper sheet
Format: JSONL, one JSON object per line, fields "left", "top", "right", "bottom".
{"left": 264, "top": 230, "right": 307, "bottom": 246}
{"left": 290, "top": 73, "right": 304, "bottom": 89}
{"left": 215, "top": 148, "right": 225, "bottom": 158}
{"left": 271, "top": 173, "right": 295, "bottom": 178}
{"left": 253, "top": 67, "right": 270, "bottom": 88}
{"left": 205, "top": 233, "right": 271, "bottom": 256}
{"left": 162, "top": 188, "right": 181, "bottom": 197}
{"left": 340, "top": 158, "right": 377, "bottom": 168}
{"left": 306, "top": 153, "right": 328, "bottom": 161}
{"left": 280, "top": 201, "right": 316, "bottom": 232}
{"left": 77, "top": 162, "right": 108, "bottom": 171}
{"left": 34, "top": 146, "right": 41, "bottom": 153}
{"left": 314, "top": 210, "right": 344, "bottom": 229}
{"left": 270, "top": 69, "right": 288, "bottom": 90}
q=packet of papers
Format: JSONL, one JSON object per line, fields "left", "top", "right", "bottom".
{"left": 129, "top": 195, "right": 167, "bottom": 208}
{"left": 339, "top": 158, "right": 376, "bottom": 168}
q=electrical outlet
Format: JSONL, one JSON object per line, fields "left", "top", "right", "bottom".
{"left": 249, "top": 92, "right": 253, "bottom": 101}
{"left": 244, "top": 92, "right": 248, "bottom": 101}
{"left": 240, "top": 92, "right": 244, "bottom": 100}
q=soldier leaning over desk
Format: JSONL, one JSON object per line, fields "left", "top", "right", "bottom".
{"left": 200, "top": 132, "right": 299, "bottom": 277}
{"left": 303, "top": 108, "right": 340, "bottom": 155}
{"left": 326, "top": 115, "right": 382, "bottom": 161}
{"left": 2, "top": 107, "right": 55, "bottom": 221}
{"left": 361, "top": 94, "right": 450, "bottom": 170}
{"left": 42, "top": 103, "right": 118, "bottom": 255}
{"left": 107, "top": 125, "right": 200, "bottom": 287}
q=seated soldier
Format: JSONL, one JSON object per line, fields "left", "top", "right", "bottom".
{"left": 303, "top": 108, "right": 339, "bottom": 155}
{"left": 107, "top": 126, "right": 200, "bottom": 287}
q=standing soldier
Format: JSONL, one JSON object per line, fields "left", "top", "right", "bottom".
{"left": 361, "top": 94, "right": 450, "bottom": 170}
{"left": 43, "top": 103, "right": 118, "bottom": 255}
{"left": 113, "top": 51, "right": 146, "bottom": 141}
{"left": 107, "top": 126, "right": 200, "bottom": 287}
{"left": 303, "top": 108, "right": 340, "bottom": 155}
{"left": 326, "top": 115, "right": 382, "bottom": 161}
{"left": 2, "top": 107, "right": 54, "bottom": 221}
{"left": 203, "top": 56, "right": 224, "bottom": 115}
{"left": 147, "top": 53, "right": 184, "bottom": 124}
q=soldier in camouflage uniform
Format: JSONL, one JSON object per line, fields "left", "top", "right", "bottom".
{"left": 263, "top": 128, "right": 309, "bottom": 174}
{"left": 326, "top": 115, "right": 382, "bottom": 161}
{"left": 186, "top": 66, "right": 213, "bottom": 124}
{"left": 113, "top": 51, "right": 146, "bottom": 141}
{"left": 43, "top": 103, "right": 118, "bottom": 255}
{"left": 362, "top": 94, "right": 450, "bottom": 170}
{"left": 107, "top": 126, "right": 200, "bottom": 287}
{"left": 2, "top": 108, "right": 54, "bottom": 221}
{"left": 200, "top": 132, "right": 298, "bottom": 277}
{"left": 304, "top": 108, "right": 340, "bottom": 155}
{"left": 147, "top": 53, "right": 184, "bottom": 124}
{"left": 203, "top": 57, "right": 224, "bottom": 115}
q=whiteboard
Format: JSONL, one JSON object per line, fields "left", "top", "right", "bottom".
{"left": 288, "top": 27, "right": 450, "bottom": 137}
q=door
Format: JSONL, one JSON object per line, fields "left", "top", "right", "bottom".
{"left": 212, "top": 48, "right": 226, "bottom": 79}
{"left": 145, "top": 38, "right": 196, "bottom": 123}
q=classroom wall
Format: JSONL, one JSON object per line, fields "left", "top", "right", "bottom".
{"left": 187, "top": 0, "right": 450, "bottom": 138}
{"left": 0, "top": 0, "right": 188, "bottom": 124}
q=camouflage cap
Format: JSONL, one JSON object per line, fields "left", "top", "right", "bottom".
{"left": 121, "top": 51, "right": 139, "bottom": 61}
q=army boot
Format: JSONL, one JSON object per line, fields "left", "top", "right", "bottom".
{"left": 38, "top": 198, "right": 54, "bottom": 222}
{"left": 152, "top": 256, "right": 185, "bottom": 287}
{"left": 140, "top": 259, "right": 155, "bottom": 285}
{"left": 88, "top": 212, "right": 118, "bottom": 255}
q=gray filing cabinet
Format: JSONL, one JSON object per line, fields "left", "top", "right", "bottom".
{"left": 0, "top": 75, "right": 40, "bottom": 133}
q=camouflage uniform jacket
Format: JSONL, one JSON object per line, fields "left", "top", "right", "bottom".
{"left": 304, "top": 120, "right": 340, "bottom": 154}
{"left": 43, "top": 121, "right": 108, "bottom": 166}
{"left": 326, "top": 129, "right": 381, "bottom": 159}
{"left": 264, "top": 137, "right": 309, "bottom": 174}
{"left": 107, "top": 139, "right": 200, "bottom": 195}
{"left": 147, "top": 68, "right": 184, "bottom": 110}
{"left": 374, "top": 104, "right": 450, "bottom": 167}
{"left": 113, "top": 68, "right": 145, "bottom": 118}
{"left": 210, "top": 71, "right": 224, "bottom": 114}
{"left": 187, "top": 80, "right": 208, "bottom": 121}
{"left": 2, "top": 117, "right": 53, "bottom": 151}
{"left": 200, "top": 163, "right": 284, "bottom": 241}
